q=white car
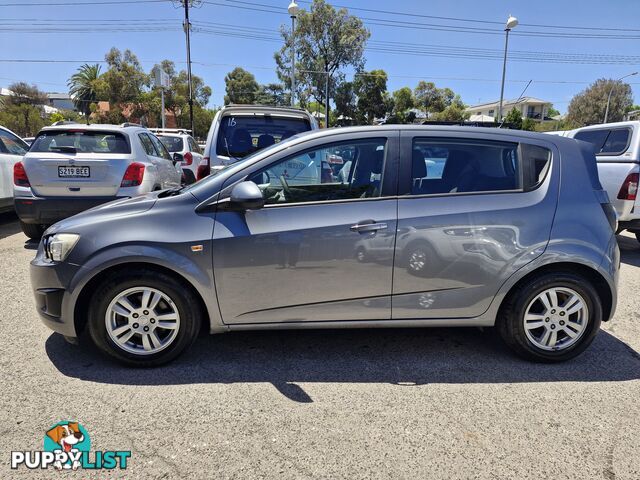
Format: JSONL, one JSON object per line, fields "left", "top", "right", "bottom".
{"left": 546, "top": 121, "right": 640, "bottom": 238}
{"left": 14, "top": 123, "right": 182, "bottom": 239}
{"left": 149, "top": 128, "right": 204, "bottom": 184}
{"left": 201, "top": 105, "right": 319, "bottom": 178}
{"left": 0, "top": 125, "right": 29, "bottom": 213}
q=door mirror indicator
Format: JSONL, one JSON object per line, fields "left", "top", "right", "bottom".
{"left": 229, "top": 181, "right": 265, "bottom": 210}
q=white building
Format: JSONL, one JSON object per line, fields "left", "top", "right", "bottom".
{"left": 466, "top": 97, "right": 553, "bottom": 122}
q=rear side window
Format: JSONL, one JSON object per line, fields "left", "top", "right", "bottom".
{"left": 149, "top": 134, "right": 172, "bottom": 161}
{"left": 216, "top": 114, "right": 311, "bottom": 159}
{"left": 139, "top": 133, "right": 157, "bottom": 156}
{"left": 521, "top": 144, "right": 552, "bottom": 190}
{"left": 410, "top": 139, "right": 521, "bottom": 195}
{"left": 158, "top": 135, "right": 184, "bottom": 153}
{"left": 0, "top": 129, "right": 28, "bottom": 155}
{"left": 574, "top": 128, "right": 631, "bottom": 155}
{"left": 31, "top": 131, "right": 130, "bottom": 154}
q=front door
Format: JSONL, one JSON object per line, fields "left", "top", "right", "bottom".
{"left": 392, "top": 131, "right": 558, "bottom": 319}
{"left": 212, "top": 133, "right": 399, "bottom": 324}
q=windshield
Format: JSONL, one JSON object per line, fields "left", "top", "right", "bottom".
{"left": 216, "top": 114, "right": 311, "bottom": 159}
{"left": 158, "top": 135, "right": 184, "bottom": 153}
{"left": 31, "top": 130, "right": 131, "bottom": 154}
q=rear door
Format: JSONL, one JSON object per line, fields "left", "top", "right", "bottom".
{"left": 0, "top": 129, "right": 28, "bottom": 206}
{"left": 392, "top": 131, "right": 558, "bottom": 319}
{"left": 24, "top": 129, "right": 131, "bottom": 197}
{"left": 211, "top": 131, "right": 400, "bottom": 324}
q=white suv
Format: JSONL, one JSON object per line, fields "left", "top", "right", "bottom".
{"left": 14, "top": 123, "right": 182, "bottom": 238}
{"left": 149, "top": 128, "right": 204, "bottom": 184}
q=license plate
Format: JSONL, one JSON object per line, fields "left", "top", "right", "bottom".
{"left": 58, "top": 166, "right": 90, "bottom": 178}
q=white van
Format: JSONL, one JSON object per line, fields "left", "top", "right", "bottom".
{"left": 547, "top": 121, "right": 640, "bottom": 239}
{"left": 200, "top": 105, "right": 318, "bottom": 179}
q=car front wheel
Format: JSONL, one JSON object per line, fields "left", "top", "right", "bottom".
{"left": 498, "top": 272, "right": 602, "bottom": 362}
{"left": 87, "top": 270, "right": 202, "bottom": 366}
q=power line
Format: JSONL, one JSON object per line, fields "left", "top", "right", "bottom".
{"left": 0, "top": 0, "right": 169, "bottom": 5}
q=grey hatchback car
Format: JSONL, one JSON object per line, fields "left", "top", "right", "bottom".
{"left": 30, "top": 126, "right": 619, "bottom": 366}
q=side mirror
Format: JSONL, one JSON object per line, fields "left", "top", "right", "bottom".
{"left": 229, "top": 181, "right": 265, "bottom": 210}
{"left": 173, "top": 152, "right": 183, "bottom": 164}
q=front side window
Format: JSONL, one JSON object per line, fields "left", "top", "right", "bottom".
{"left": 248, "top": 138, "right": 387, "bottom": 205}
{"left": 31, "top": 130, "right": 130, "bottom": 154}
{"left": 188, "top": 137, "right": 201, "bottom": 154}
{"left": 216, "top": 114, "right": 311, "bottom": 159}
{"left": 0, "top": 129, "right": 28, "bottom": 155}
{"left": 411, "top": 139, "right": 521, "bottom": 195}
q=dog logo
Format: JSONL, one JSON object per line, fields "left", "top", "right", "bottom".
{"left": 11, "top": 420, "right": 130, "bottom": 471}
{"left": 44, "top": 421, "right": 90, "bottom": 470}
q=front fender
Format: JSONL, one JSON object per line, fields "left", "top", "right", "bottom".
{"left": 63, "top": 243, "right": 226, "bottom": 335}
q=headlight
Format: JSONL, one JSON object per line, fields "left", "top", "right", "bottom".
{"left": 44, "top": 233, "right": 80, "bottom": 262}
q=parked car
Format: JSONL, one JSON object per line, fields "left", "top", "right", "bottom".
{"left": 546, "top": 121, "right": 640, "bottom": 239}
{"left": 30, "top": 126, "right": 618, "bottom": 366}
{"left": 200, "top": 105, "right": 319, "bottom": 179}
{"left": 0, "top": 126, "right": 30, "bottom": 213}
{"left": 148, "top": 128, "right": 205, "bottom": 185}
{"left": 14, "top": 123, "right": 182, "bottom": 239}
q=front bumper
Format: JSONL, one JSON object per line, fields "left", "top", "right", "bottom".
{"left": 15, "top": 195, "right": 127, "bottom": 225}
{"left": 30, "top": 254, "right": 81, "bottom": 338}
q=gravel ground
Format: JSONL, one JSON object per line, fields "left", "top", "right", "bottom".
{"left": 1, "top": 211, "right": 639, "bottom": 479}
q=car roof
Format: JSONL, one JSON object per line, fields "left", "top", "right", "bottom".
{"left": 220, "top": 104, "right": 314, "bottom": 117}
{"left": 38, "top": 123, "right": 146, "bottom": 134}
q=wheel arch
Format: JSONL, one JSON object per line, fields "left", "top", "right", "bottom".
{"left": 73, "top": 262, "right": 211, "bottom": 337}
{"left": 499, "top": 262, "right": 613, "bottom": 322}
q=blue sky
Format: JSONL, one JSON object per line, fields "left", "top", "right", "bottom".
{"left": 3, "top": 0, "right": 640, "bottom": 113}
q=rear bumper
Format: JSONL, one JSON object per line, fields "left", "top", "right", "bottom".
{"left": 15, "top": 195, "right": 127, "bottom": 225}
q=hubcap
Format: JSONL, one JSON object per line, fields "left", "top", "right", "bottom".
{"left": 408, "top": 250, "right": 427, "bottom": 271}
{"left": 523, "top": 287, "right": 588, "bottom": 351}
{"left": 105, "top": 287, "right": 180, "bottom": 356}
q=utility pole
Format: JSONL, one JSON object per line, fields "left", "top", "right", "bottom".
{"left": 181, "top": 0, "right": 195, "bottom": 136}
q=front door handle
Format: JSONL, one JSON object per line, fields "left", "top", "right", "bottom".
{"left": 350, "top": 221, "right": 388, "bottom": 233}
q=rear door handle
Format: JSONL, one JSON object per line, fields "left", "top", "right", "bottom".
{"left": 350, "top": 221, "right": 388, "bottom": 233}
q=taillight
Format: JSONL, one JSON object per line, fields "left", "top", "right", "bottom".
{"left": 13, "top": 161, "right": 30, "bottom": 187}
{"left": 197, "top": 157, "right": 210, "bottom": 181}
{"left": 120, "top": 162, "right": 145, "bottom": 187}
{"left": 617, "top": 173, "right": 639, "bottom": 200}
{"left": 183, "top": 152, "right": 193, "bottom": 166}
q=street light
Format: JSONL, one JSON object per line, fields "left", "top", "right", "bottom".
{"left": 288, "top": 1, "right": 299, "bottom": 107}
{"left": 498, "top": 15, "right": 518, "bottom": 122}
{"left": 604, "top": 71, "right": 637, "bottom": 123}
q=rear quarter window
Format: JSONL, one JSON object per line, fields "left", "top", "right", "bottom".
{"left": 521, "top": 143, "right": 552, "bottom": 190}
{"left": 574, "top": 127, "right": 631, "bottom": 155}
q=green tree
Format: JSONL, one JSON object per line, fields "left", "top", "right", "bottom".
{"left": 95, "top": 48, "right": 148, "bottom": 107}
{"left": 504, "top": 107, "right": 523, "bottom": 129}
{"left": 224, "top": 67, "right": 259, "bottom": 105}
{"left": 567, "top": 78, "right": 633, "bottom": 126}
{"left": 334, "top": 81, "right": 357, "bottom": 124}
{"left": 67, "top": 63, "right": 101, "bottom": 122}
{"left": 414, "top": 81, "right": 455, "bottom": 117}
{"left": 274, "top": 0, "right": 370, "bottom": 124}
{"left": 547, "top": 106, "right": 561, "bottom": 118}
{"left": 522, "top": 117, "right": 536, "bottom": 131}
{"left": 353, "top": 70, "right": 391, "bottom": 124}
{"left": 431, "top": 95, "right": 468, "bottom": 122}
{"left": 387, "top": 87, "right": 415, "bottom": 124}
{"left": 0, "top": 82, "right": 48, "bottom": 136}
{"left": 255, "top": 83, "right": 289, "bottom": 106}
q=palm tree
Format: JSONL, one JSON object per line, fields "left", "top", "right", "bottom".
{"left": 68, "top": 63, "right": 101, "bottom": 124}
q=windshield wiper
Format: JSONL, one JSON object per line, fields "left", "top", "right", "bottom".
{"left": 50, "top": 146, "right": 77, "bottom": 154}
{"left": 157, "top": 187, "right": 184, "bottom": 198}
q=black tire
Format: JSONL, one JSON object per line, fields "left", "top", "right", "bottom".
{"left": 20, "top": 221, "right": 45, "bottom": 240}
{"left": 497, "top": 272, "right": 602, "bottom": 362}
{"left": 87, "top": 269, "right": 202, "bottom": 367}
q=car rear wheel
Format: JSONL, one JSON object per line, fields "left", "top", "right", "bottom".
{"left": 20, "top": 221, "right": 45, "bottom": 240}
{"left": 498, "top": 272, "right": 602, "bottom": 362}
{"left": 87, "top": 270, "right": 202, "bottom": 366}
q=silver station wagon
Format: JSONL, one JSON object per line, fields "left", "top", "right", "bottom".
{"left": 30, "top": 126, "right": 619, "bottom": 366}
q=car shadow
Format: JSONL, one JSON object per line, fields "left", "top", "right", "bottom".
{"left": 0, "top": 211, "right": 21, "bottom": 240}
{"left": 618, "top": 233, "right": 640, "bottom": 267}
{"left": 46, "top": 326, "right": 640, "bottom": 403}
